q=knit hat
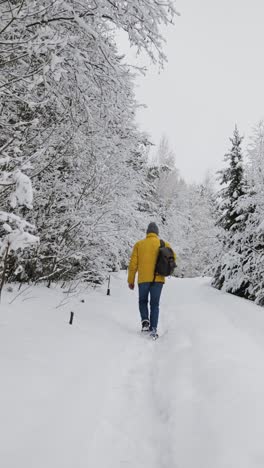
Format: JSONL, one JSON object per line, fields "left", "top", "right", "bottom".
{"left": 146, "top": 222, "right": 159, "bottom": 235}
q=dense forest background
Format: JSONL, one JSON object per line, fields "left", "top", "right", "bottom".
{"left": 1, "top": 1, "right": 264, "bottom": 306}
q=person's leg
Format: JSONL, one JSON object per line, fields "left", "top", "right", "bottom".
{"left": 138, "top": 283, "right": 151, "bottom": 323}
{"left": 149, "top": 282, "right": 163, "bottom": 330}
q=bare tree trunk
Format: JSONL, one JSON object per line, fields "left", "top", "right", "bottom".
{"left": 0, "top": 243, "right": 10, "bottom": 302}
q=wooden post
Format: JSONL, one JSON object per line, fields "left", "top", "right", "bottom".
{"left": 107, "top": 275, "right": 111, "bottom": 296}
{"left": 69, "top": 311, "right": 74, "bottom": 325}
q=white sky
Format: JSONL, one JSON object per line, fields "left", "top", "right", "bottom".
{"left": 119, "top": 0, "right": 264, "bottom": 183}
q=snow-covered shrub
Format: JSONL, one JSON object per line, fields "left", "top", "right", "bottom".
{"left": 0, "top": 170, "right": 38, "bottom": 294}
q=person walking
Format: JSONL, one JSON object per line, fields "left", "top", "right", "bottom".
{"left": 128, "top": 222, "right": 176, "bottom": 338}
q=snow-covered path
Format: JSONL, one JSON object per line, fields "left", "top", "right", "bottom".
{"left": 2, "top": 274, "right": 264, "bottom": 468}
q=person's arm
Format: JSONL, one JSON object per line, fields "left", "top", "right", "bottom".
{"left": 128, "top": 243, "right": 138, "bottom": 289}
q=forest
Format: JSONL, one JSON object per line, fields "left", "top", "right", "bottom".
{"left": 1, "top": 1, "right": 264, "bottom": 306}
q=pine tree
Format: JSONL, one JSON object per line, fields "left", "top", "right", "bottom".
{"left": 216, "top": 126, "right": 246, "bottom": 232}
{"left": 212, "top": 126, "right": 250, "bottom": 294}
{"left": 232, "top": 121, "right": 264, "bottom": 305}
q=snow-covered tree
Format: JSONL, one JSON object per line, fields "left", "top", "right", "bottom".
{"left": 152, "top": 135, "right": 177, "bottom": 170}
{"left": 247, "top": 120, "right": 264, "bottom": 186}
{"left": 211, "top": 126, "right": 260, "bottom": 298}
{"left": 216, "top": 126, "right": 246, "bottom": 232}
{"left": 166, "top": 181, "right": 221, "bottom": 277}
{"left": 0, "top": 0, "right": 180, "bottom": 285}
{"left": 227, "top": 122, "right": 264, "bottom": 304}
{"left": 0, "top": 2, "right": 45, "bottom": 288}
{"left": 147, "top": 143, "right": 220, "bottom": 278}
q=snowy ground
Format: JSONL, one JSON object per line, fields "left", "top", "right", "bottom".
{"left": 1, "top": 273, "right": 264, "bottom": 468}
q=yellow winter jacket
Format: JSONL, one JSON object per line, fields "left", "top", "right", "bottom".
{"left": 128, "top": 233, "right": 176, "bottom": 285}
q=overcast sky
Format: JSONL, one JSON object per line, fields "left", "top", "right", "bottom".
{"left": 120, "top": 0, "right": 264, "bottom": 183}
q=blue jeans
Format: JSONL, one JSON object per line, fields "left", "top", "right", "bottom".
{"left": 138, "top": 282, "right": 163, "bottom": 330}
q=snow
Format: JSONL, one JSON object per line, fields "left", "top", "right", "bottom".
{"left": 3, "top": 229, "right": 39, "bottom": 253}
{"left": 0, "top": 212, "right": 39, "bottom": 254}
{"left": 1, "top": 273, "right": 264, "bottom": 467}
{"left": 10, "top": 170, "right": 33, "bottom": 209}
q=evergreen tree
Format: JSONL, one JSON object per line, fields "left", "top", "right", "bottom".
{"left": 231, "top": 121, "right": 264, "bottom": 305}
{"left": 216, "top": 126, "right": 246, "bottom": 232}
{"left": 212, "top": 126, "right": 251, "bottom": 294}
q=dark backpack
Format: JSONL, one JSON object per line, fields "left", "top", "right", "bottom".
{"left": 154, "top": 240, "right": 176, "bottom": 279}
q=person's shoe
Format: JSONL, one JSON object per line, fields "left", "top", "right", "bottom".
{"left": 150, "top": 327, "right": 159, "bottom": 340}
{"left": 141, "top": 319, "right": 150, "bottom": 332}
